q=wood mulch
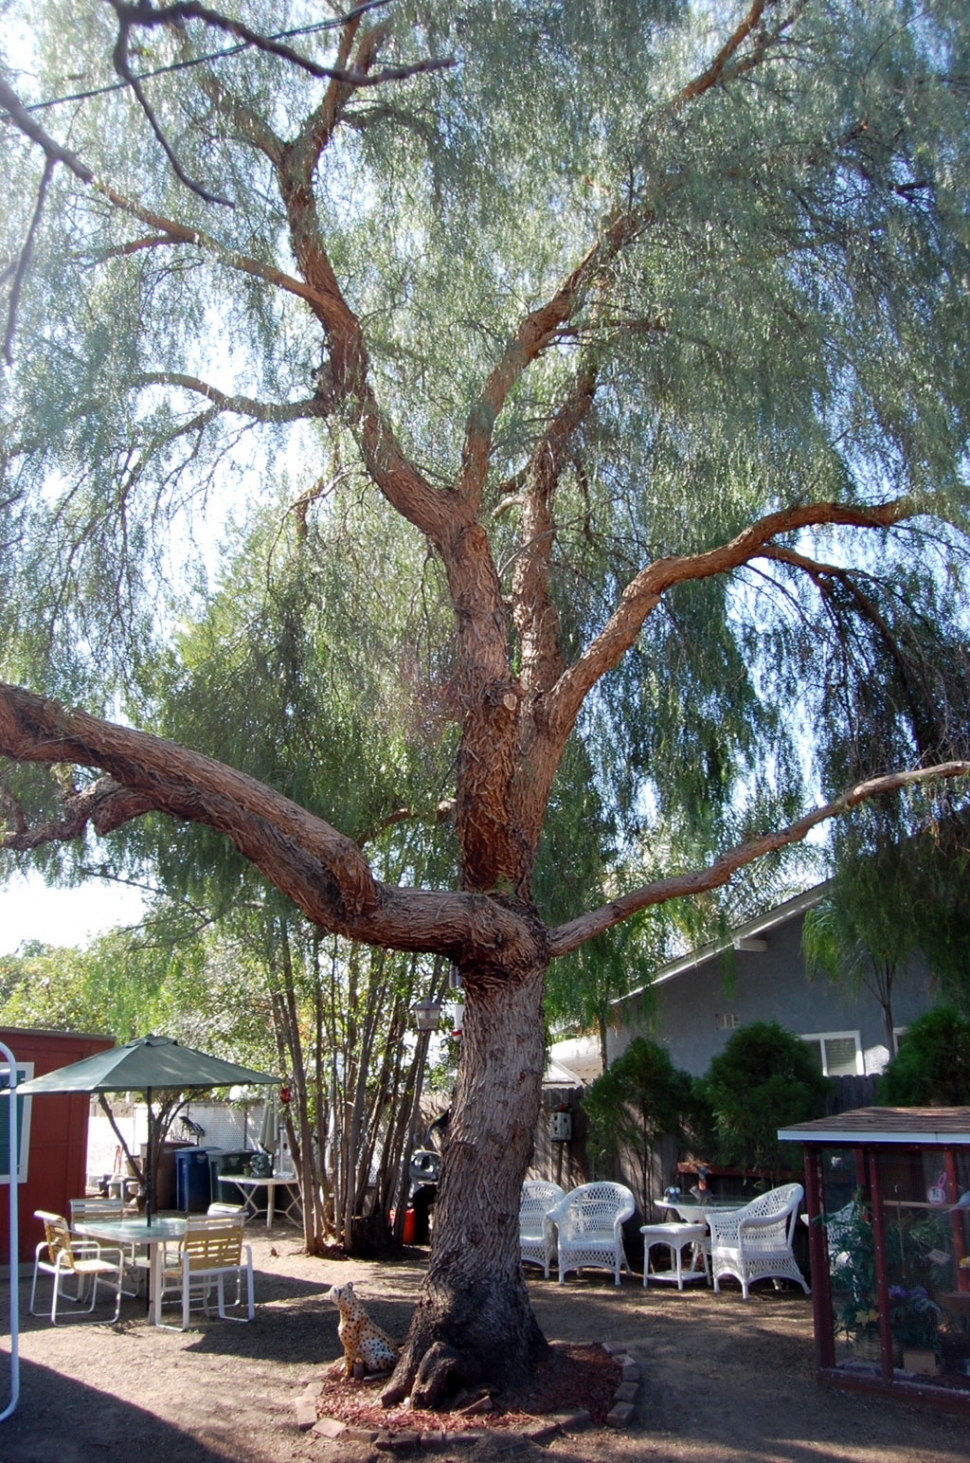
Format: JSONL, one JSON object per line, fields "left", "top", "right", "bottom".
{"left": 317, "top": 1340, "right": 620, "bottom": 1432}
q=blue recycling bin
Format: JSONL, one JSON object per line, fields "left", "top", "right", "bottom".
{"left": 174, "top": 1145, "right": 223, "bottom": 1213}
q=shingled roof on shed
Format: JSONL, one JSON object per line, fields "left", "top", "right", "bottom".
{"left": 778, "top": 1106, "right": 970, "bottom": 1146}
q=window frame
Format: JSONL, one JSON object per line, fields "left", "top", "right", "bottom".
{"left": 801, "top": 1030, "right": 863, "bottom": 1078}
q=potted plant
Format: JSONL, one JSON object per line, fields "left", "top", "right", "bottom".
{"left": 888, "top": 1285, "right": 944, "bottom": 1375}
{"left": 822, "top": 1198, "right": 881, "bottom": 1361}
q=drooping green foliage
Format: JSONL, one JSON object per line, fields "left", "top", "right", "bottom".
{"left": 804, "top": 801, "right": 970, "bottom": 1050}
{"left": 878, "top": 1005, "right": 970, "bottom": 1106}
{"left": 584, "top": 1035, "right": 706, "bottom": 1213}
{"left": 3, "top": 0, "right": 970, "bottom": 901}
{"left": 702, "top": 1019, "right": 829, "bottom": 1182}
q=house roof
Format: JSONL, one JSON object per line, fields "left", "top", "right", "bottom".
{"left": 544, "top": 1034, "right": 603, "bottom": 1087}
{"left": 778, "top": 1106, "right": 970, "bottom": 1146}
{"left": 612, "top": 881, "right": 829, "bottom": 1007}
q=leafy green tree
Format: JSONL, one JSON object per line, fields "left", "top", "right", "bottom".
{"left": 802, "top": 841, "right": 921, "bottom": 1060}
{"left": 804, "top": 804, "right": 970, "bottom": 1056}
{"left": 584, "top": 1036, "right": 702, "bottom": 1215}
{"left": 878, "top": 1006, "right": 970, "bottom": 1106}
{"left": 703, "top": 1021, "right": 829, "bottom": 1184}
{"left": 2, "top": 0, "right": 970, "bottom": 1402}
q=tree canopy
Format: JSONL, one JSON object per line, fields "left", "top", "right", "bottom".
{"left": 2, "top": 0, "right": 970, "bottom": 1400}
{"left": 878, "top": 1005, "right": 970, "bottom": 1106}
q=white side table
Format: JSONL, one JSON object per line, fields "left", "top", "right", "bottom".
{"left": 223, "top": 1174, "right": 303, "bottom": 1228}
{"left": 640, "top": 1222, "right": 709, "bottom": 1289}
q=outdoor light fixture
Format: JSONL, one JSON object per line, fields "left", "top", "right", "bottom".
{"left": 411, "top": 996, "right": 442, "bottom": 1033}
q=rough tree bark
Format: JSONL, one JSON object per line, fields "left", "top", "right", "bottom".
{"left": 384, "top": 951, "right": 549, "bottom": 1404}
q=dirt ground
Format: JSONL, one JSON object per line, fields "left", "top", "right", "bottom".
{"left": 2, "top": 1226, "right": 969, "bottom": 1463}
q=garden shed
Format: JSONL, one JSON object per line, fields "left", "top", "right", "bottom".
{"left": 778, "top": 1107, "right": 970, "bottom": 1413}
{"left": 0, "top": 1026, "right": 114, "bottom": 1264}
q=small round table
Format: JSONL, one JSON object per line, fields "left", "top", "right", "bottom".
{"left": 640, "top": 1222, "right": 709, "bottom": 1289}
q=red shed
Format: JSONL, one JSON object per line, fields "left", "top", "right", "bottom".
{"left": 0, "top": 1028, "right": 114, "bottom": 1265}
{"left": 780, "top": 1106, "right": 970, "bottom": 1414}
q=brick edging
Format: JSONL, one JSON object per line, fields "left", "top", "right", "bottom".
{"left": 600, "top": 1339, "right": 641, "bottom": 1429}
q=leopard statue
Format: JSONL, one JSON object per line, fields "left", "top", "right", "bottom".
{"left": 326, "top": 1281, "right": 400, "bottom": 1377}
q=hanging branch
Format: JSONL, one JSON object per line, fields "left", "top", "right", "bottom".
{"left": 3, "top": 155, "right": 54, "bottom": 365}
{"left": 111, "top": 15, "right": 233, "bottom": 206}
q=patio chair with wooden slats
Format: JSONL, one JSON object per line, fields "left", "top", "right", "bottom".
{"left": 156, "top": 1218, "right": 254, "bottom": 1330}
{"left": 30, "top": 1210, "right": 125, "bottom": 1324}
{"left": 70, "top": 1197, "right": 142, "bottom": 1296}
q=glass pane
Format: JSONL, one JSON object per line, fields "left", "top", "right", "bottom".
{"left": 824, "top": 1038, "right": 858, "bottom": 1077}
{"left": 877, "top": 1148, "right": 970, "bottom": 1389}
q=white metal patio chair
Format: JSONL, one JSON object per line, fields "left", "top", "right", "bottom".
{"left": 708, "top": 1182, "right": 810, "bottom": 1299}
{"left": 519, "top": 1180, "right": 565, "bottom": 1278}
{"left": 546, "top": 1181, "right": 635, "bottom": 1286}
{"left": 156, "top": 1218, "right": 254, "bottom": 1330}
{"left": 70, "top": 1197, "right": 142, "bottom": 1296}
{"left": 30, "top": 1210, "right": 125, "bottom": 1324}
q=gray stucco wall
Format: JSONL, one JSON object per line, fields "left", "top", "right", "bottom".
{"left": 608, "top": 905, "right": 933, "bottom": 1078}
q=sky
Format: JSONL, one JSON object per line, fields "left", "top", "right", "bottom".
{"left": 0, "top": 869, "right": 146, "bottom": 955}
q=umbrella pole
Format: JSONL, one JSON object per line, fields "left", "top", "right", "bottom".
{"left": 145, "top": 1088, "right": 153, "bottom": 1226}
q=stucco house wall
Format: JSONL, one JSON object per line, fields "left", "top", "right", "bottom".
{"left": 607, "top": 886, "right": 934, "bottom": 1080}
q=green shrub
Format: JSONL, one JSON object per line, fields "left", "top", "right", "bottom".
{"left": 701, "top": 1020, "right": 829, "bottom": 1183}
{"left": 878, "top": 1005, "right": 970, "bottom": 1105}
{"left": 584, "top": 1037, "right": 705, "bottom": 1214}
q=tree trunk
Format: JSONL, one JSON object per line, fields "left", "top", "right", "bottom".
{"left": 383, "top": 954, "right": 548, "bottom": 1407}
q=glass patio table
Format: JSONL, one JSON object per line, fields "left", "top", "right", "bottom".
{"left": 74, "top": 1215, "right": 186, "bottom": 1325}
{"left": 655, "top": 1196, "right": 751, "bottom": 1224}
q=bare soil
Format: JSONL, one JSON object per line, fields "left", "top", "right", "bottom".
{"left": 2, "top": 1227, "right": 968, "bottom": 1463}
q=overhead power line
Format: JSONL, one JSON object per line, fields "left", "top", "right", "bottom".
{"left": 1, "top": 0, "right": 391, "bottom": 119}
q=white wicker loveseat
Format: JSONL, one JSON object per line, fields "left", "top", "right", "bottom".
{"left": 519, "top": 1180, "right": 565, "bottom": 1278}
{"left": 546, "top": 1181, "right": 635, "bottom": 1286}
{"left": 708, "top": 1182, "right": 810, "bottom": 1299}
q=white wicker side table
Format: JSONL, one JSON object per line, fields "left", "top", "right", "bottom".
{"left": 640, "top": 1221, "right": 709, "bottom": 1290}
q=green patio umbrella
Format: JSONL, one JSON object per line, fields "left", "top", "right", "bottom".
{"left": 18, "top": 1035, "right": 279, "bottom": 1223}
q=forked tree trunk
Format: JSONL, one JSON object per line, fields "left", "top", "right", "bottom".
{"left": 383, "top": 955, "right": 548, "bottom": 1407}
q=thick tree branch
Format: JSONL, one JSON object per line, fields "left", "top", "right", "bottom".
{"left": 0, "top": 682, "right": 377, "bottom": 914}
{"left": 105, "top": 0, "right": 453, "bottom": 90}
{"left": 455, "top": 0, "right": 793, "bottom": 511}
{"left": 544, "top": 495, "right": 924, "bottom": 747}
{"left": 0, "top": 77, "right": 95, "bottom": 184}
{"left": 547, "top": 761, "right": 970, "bottom": 956}
{"left": 289, "top": 12, "right": 377, "bottom": 185}
{"left": 0, "top": 683, "right": 540, "bottom": 965}
{"left": 510, "top": 365, "right": 598, "bottom": 698}
{"left": 275, "top": 167, "right": 456, "bottom": 553}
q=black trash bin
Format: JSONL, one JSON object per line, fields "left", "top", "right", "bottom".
{"left": 175, "top": 1145, "right": 223, "bottom": 1212}
{"left": 209, "top": 1149, "right": 260, "bottom": 1210}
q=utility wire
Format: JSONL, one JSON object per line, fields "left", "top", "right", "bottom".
{"left": 0, "top": 0, "right": 391, "bottom": 119}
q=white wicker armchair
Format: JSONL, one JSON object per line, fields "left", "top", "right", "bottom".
{"left": 546, "top": 1182, "right": 635, "bottom": 1286}
{"left": 519, "top": 1180, "right": 565, "bottom": 1278}
{"left": 708, "top": 1182, "right": 810, "bottom": 1299}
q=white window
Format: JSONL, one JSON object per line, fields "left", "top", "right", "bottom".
{"left": 715, "top": 1012, "right": 741, "bottom": 1030}
{"left": 801, "top": 1032, "right": 862, "bottom": 1078}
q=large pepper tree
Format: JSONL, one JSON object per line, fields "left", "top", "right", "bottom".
{"left": 2, "top": 0, "right": 970, "bottom": 1402}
